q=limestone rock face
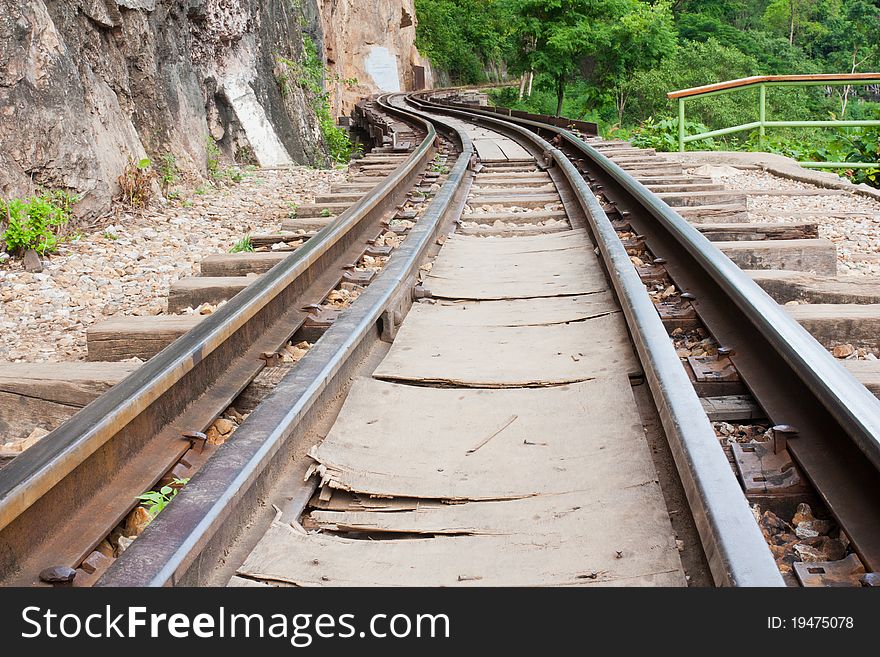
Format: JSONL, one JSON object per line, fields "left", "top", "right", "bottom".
{"left": 319, "top": 0, "right": 433, "bottom": 115}
{"left": 0, "top": 0, "right": 327, "bottom": 216}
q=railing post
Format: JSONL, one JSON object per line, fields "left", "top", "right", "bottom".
{"left": 678, "top": 97, "right": 685, "bottom": 152}
{"left": 758, "top": 83, "right": 766, "bottom": 150}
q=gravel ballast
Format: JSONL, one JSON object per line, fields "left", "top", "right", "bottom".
{"left": 0, "top": 167, "right": 345, "bottom": 363}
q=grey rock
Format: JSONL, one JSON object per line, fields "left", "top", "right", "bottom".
{"left": 0, "top": 0, "right": 329, "bottom": 218}
{"left": 23, "top": 249, "right": 43, "bottom": 273}
{"left": 39, "top": 566, "right": 76, "bottom": 583}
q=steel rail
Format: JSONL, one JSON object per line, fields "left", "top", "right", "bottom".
{"left": 97, "top": 94, "right": 475, "bottom": 586}
{"left": 0, "top": 98, "right": 436, "bottom": 585}
{"left": 417, "top": 93, "right": 880, "bottom": 572}
{"left": 419, "top": 95, "right": 880, "bottom": 468}
{"left": 407, "top": 92, "right": 785, "bottom": 586}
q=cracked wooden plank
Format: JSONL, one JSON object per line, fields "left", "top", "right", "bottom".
{"left": 373, "top": 303, "right": 638, "bottom": 387}
{"left": 424, "top": 232, "right": 608, "bottom": 300}
{"left": 307, "top": 376, "right": 651, "bottom": 500}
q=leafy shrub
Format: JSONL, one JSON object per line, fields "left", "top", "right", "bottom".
{"left": 277, "top": 38, "right": 359, "bottom": 165}
{"left": 158, "top": 153, "right": 178, "bottom": 190}
{"left": 744, "top": 128, "right": 880, "bottom": 188}
{"left": 0, "top": 191, "right": 78, "bottom": 255}
{"left": 829, "top": 128, "right": 880, "bottom": 186}
{"left": 117, "top": 158, "right": 156, "bottom": 208}
{"left": 206, "top": 137, "right": 222, "bottom": 178}
{"left": 630, "top": 116, "right": 717, "bottom": 152}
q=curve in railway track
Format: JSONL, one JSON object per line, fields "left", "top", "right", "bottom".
{"left": 0, "top": 90, "right": 877, "bottom": 589}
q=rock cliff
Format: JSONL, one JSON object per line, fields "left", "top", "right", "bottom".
{"left": 0, "top": 0, "right": 327, "bottom": 217}
{"left": 0, "top": 0, "right": 431, "bottom": 218}
{"left": 318, "top": 0, "right": 433, "bottom": 115}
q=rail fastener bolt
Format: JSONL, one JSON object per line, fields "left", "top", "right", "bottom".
{"left": 717, "top": 347, "right": 736, "bottom": 361}
{"left": 182, "top": 431, "right": 209, "bottom": 454}
{"left": 771, "top": 425, "right": 799, "bottom": 455}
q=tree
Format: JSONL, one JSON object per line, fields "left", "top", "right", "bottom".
{"left": 762, "top": 0, "right": 839, "bottom": 48}
{"left": 503, "top": 0, "right": 676, "bottom": 116}
{"left": 820, "top": 0, "right": 880, "bottom": 116}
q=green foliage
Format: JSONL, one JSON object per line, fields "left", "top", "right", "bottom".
{"left": 629, "top": 116, "right": 717, "bottom": 151}
{"left": 419, "top": 0, "right": 880, "bottom": 186}
{"left": 0, "top": 191, "right": 78, "bottom": 255}
{"left": 415, "top": 0, "right": 516, "bottom": 83}
{"left": 277, "top": 38, "right": 358, "bottom": 164}
{"left": 206, "top": 137, "right": 222, "bottom": 178}
{"left": 430, "top": 155, "right": 450, "bottom": 174}
{"left": 117, "top": 158, "right": 156, "bottom": 208}
{"left": 157, "top": 153, "right": 178, "bottom": 190}
{"left": 229, "top": 234, "right": 254, "bottom": 253}
{"left": 501, "top": 0, "right": 677, "bottom": 115}
{"left": 137, "top": 478, "right": 189, "bottom": 519}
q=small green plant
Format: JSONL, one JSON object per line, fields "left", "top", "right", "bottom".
{"left": 136, "top": 478, "right": 189, "bottom": 518}
{"left": 320, "top": 208, "right": 332, "bottom": 217}
{"left": 229, "top": 234, "right": 254, "bottom": 253}
{"left": 630, "top": 117, "right": 717, "bottom": 152}
{"left": 157, "top": 153, "right": 178, "bottom": 190}
{"left": 0, "top": 191, "right": 78, "bottom": 255}
{"left": 430, "top": 155, "right": 450, "bottom": 174}
{"left": 288, "top": 202, "right": 299, "bottom": 218}
{"left": 103, "top": 231, "right": 118, "bottom": 241}
{"left": 276, "top": 38, "right": 358, "bottom": 165}
{"left": 194, "top": 186, "right": 207, "bottom": 196}
{"left": 206, "top": 136, "right": 222, "bottom": 178}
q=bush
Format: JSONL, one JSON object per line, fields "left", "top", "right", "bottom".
{"left": 158, "top": 153, "right": 178, "bottom": 190}
{"left": 624, "top": 38, "right": 829, "bottom": 131}
{"left": 0, "top": 191, "right": 78, "bottom": 255}
{"left": 277, "top": 38, "right": 359, "bottom": 165}
{"left": 630, "top": 116, "right": 717, "bottom": 152}
{"left": 118, "top": 158, "right": 156, "bottom": 208}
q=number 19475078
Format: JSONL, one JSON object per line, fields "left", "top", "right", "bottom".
{"left": 768, "top": 617, "right": 854, "bottom": 629}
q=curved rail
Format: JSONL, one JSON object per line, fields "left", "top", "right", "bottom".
{"left": 0, "top": 96, "right": 439, "bottom": 586}
{"left": 105, "top": 90, "right": 795, "bottom": 588}
{"left": 96, "top": 94, "right": 477, "bottom": 587}
{"left": 416, "top": 91, "right": 880, "bottom": 574}
{"left": 407, "top": 92, "right": 785, "bottom": 586}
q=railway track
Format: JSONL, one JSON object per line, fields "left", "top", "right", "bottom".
{"left": 0, "top": 90, "right": 878, "bottom": 588}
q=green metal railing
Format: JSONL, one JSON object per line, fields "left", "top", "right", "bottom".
{"left": 668, "top": 74, "right": 880, "bottom": 169}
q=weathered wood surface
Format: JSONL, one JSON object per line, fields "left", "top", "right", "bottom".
{"left": 700, "top": 395, "right": 764, "bottom": 422}
{"left": 294, "top": 203, "right": 350, "bottom": 218}
{"left": 696, "top": 222, "right": 818, "bottom": 242}
{"left": 716, "top": 239, "right": 837, "bottom": 274}
{"left": 167, "top": 276, "right": 256, "bottom": 313}
{"left": 468, "top": 194, "right": 561, "bottom": 208}
{"left": 280, "top": 217, "right": 335, "bottom": 232}
{"left": 200, "top": 252, "right": 291, "bottom": 277}
{"left": 844, "top": 360, "right": 880, "bottom": 398}
{"left": 423, "top": 230, "right": 606, "bottom": 300}
{"left": 459, "top": 210, "right": 567, "bottom": 225}
{"left": 748, "top": 270, "right": 880, "bottom": 304}
{"left": 87, "top": 316, "right": 202, "bottom": 362}
{"left": 236, "top": 175, "right": 682, "bottom": 588}
{"left": 0, "top": 362, "right": 138, "bottom": 442}
{"left": 374, "top": 300, "right": 638, "bottom": 387}
{"left": 786, "top": 304, "right": 880, "bottom": 350}
{"left": 658, "top": 191, "right": 748, "bottom": 207}
{"left": 674, "top": 204, "right": 750, "bottom": 223}
{"left": 238, "top": 378, "right": 684, "bottom": 586}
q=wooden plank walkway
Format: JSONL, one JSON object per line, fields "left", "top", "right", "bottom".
{"left": 234, "top": 195, "right": 686, "bottom": 586}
